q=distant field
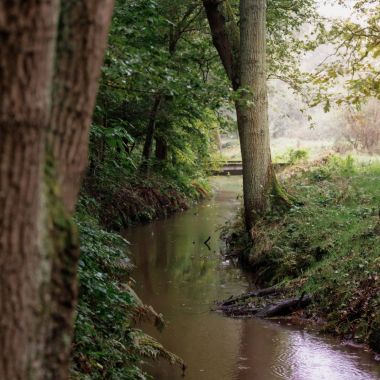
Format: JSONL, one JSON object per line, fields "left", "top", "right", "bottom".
{"left": 221, "top": 135, "right": 334, "bottom": 161}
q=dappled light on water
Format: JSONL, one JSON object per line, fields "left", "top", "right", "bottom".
{"left": 235, "top": 319, "right": 380, "bottom": 380}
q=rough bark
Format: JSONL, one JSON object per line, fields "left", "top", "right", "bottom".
{"left": 0, "top": 1, "right": 114, "bottom": 379}
{"left": 0, "top": 3, "right": 59, "bottom": 378}
{"left": 238, "top": 0, "right": 275, "bottom": 229}
{"left": 50, "top": 0, "right": 115, "bottom": 213}
{"left": 203, "top": 0, "right": 240, "bottom": 89}
{"left": 45, "top": 1, "right": 115, "bottom": 378}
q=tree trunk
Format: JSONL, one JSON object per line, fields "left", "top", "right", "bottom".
{"left": 0, "top": 3, "right": 59, "bottom": 378}
{"left": 45, "top": 2, "right": 115, "bottom": 378}
{"left": 238, "top": 0, "right": 277, "bottom": 229}
{"left": 236, "top": 0, "right": 273, "bottom": 228}
{"left": 0, "top": 1, "right": 114, "bottom": 379}
{"left": 204, "top": 0, "right": 292, "bottom": 231}
{"left": 140, "top": 94, "right": 162, "bottom": 174}
{"left": 215, "top": 126, "right": 223, "bottom": 152}
{"left": 155, "top": 134, "right": 168, "bottom": 161}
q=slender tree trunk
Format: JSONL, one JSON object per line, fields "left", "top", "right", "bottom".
{"left": 0, "top": 1, "right": 114, "bottom": 379}
{"left": 155, "top": 134, "right": 168, "bottom": 161}
{"left": 140, "top": 94, "right": 162, "bottom": 174}
{"left": 215, "top": 126, "right": 223, "bottom": 152}
{"left": 238, "top": 0, "right": 274, "bottom": 229}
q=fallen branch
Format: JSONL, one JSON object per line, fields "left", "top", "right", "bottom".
{"left": 221, "top": 286, "right": 281, "bottom": 307}
{"left": 256, "top": 294, "right": 312, "bottom": 318}
{"left": 204, "top": 236, "right": 211, "bottom": 245}
{"left": 204, "top": 236, "right": 211, "bottom": 250}
{"left": 218, "top": 304, "right": 260, "bottom": 317}
{"left": 217, "top": 292, "right": 312, "bottom": 319}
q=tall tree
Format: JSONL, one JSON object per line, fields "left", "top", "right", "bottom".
{"left": 203, "top": 0, "right": 290, "bottom": 229}
{"left": 0, "top": 1, "right": 114, "bottom": 379}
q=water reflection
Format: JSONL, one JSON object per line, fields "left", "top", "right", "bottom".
{"left": 124, "top": 177, "right": 380, "bottom": 380}
{"left": 235, "top": 319, "right": 380, "bottom": 380}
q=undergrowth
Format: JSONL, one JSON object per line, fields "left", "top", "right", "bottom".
{"left": 71, "top": 213, "right": 184, "bottom": 379}
{"left": 80, "top": 167, "right": 210, "bottom": 230}
{"left": 223, "top": 155, "right": 380, "bottom": 351}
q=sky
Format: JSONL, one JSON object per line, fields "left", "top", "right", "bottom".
{"left": 317, "top": 1, "right": 353, "bottom": 19}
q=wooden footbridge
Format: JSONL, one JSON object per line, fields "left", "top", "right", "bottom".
{"left": 213, "top": 161, "right": 288, "bottom": 176}
{"left": 216, "top": 160, "right": 243, "bottom": 175}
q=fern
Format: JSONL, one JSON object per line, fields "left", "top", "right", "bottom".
{"left": 72, "top": 216, "right": 184, "bottom": 379}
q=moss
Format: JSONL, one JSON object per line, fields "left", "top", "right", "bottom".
{"left": 271, "top": 175, "right": 297, "bottom": 210}
{"left": 29, "top": 148, "right": 81, "bottom": 377}
{"left": 44, "top": 149, "right": 79, "bottom": 255}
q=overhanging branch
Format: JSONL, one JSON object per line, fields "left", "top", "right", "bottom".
{"left": 203, "top": 0, "right": 240, "bottom": 89}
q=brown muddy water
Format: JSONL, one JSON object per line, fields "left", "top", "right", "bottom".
{"left": 124, "top": 177, "right": 380, "bottom": 380}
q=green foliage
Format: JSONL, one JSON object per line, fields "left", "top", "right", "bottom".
{"left": 308, "top": 1, "right": 380, "bottom": 107}
{"left": 71, "top": 215, "right": 184, "bottom": 379}
{"left": 275, "top": 148, "right": 310, "bottom": 165}
{"left": 89, "top": 0, "right": 228, "bottom": 188}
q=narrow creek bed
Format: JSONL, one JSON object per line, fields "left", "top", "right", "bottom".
{"left": 124, "top": 176, "right": 380, "bottom": 380}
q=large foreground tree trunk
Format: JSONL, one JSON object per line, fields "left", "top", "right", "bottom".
{"left": 0, "top": 3, "right": 59, "bottom": 378}
{"left": 0, "top": 1, "right": 114, "bottom": 379}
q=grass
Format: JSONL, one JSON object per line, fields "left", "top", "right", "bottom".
{"left": 224, "top": 155, "right": 380, "bottom": 351}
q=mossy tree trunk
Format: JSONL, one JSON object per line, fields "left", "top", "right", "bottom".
{"left": 0, "top": 1, "right": 114, "bottom": 379}
{"left": 203, "top": 0, "right": 292, "bottom": 230}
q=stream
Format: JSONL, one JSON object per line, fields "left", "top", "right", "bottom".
{"left": 124, "top": 176, "right": 380, "bottom": 380}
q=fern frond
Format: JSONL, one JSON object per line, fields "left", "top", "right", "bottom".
{"left": 130, "top": 330, "right": 186, "bottom": 370}
{"left": 122, "top": 284, "right": 165, "bottom": 330}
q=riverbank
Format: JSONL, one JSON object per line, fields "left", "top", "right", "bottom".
{"left": 79, "top": 173, "right": 210, "bottom": 230}
{"left": 222, "top": 156, "right": 380, "bottom": 355}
